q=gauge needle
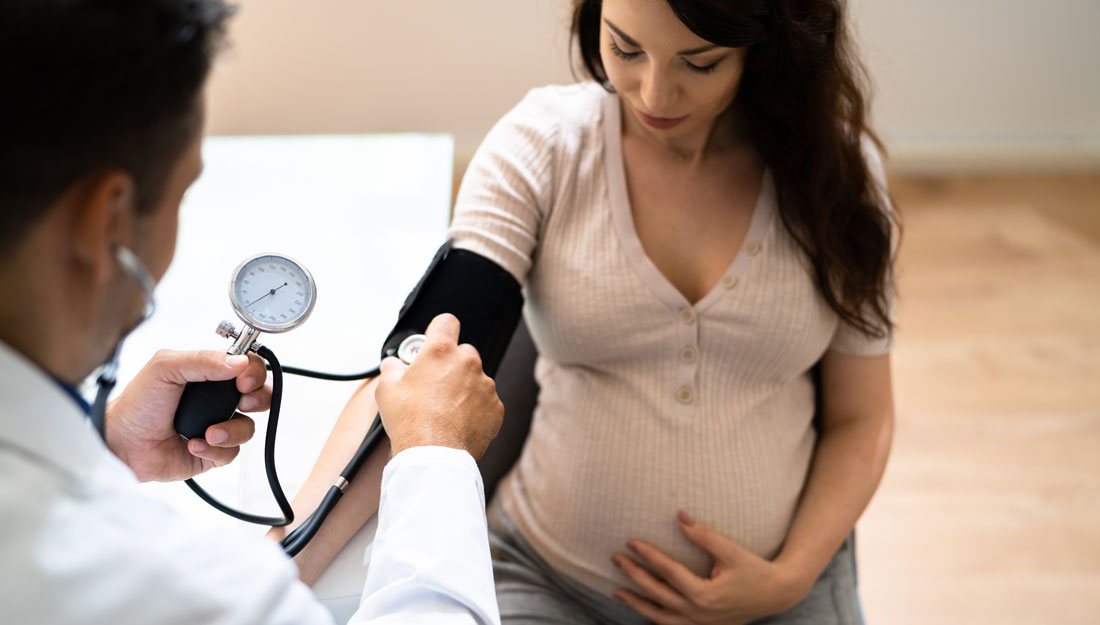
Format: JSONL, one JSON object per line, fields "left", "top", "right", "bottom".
{"left": 245, "top": 282, "right": 288, "bottom": 308}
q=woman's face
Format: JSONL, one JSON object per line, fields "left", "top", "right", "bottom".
{"left": 599, "top": 0, "right": 746, "bottom": 140}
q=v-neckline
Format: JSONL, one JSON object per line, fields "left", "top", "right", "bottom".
{"left": 602, "top": 92, "right": 776, "bottom": 314}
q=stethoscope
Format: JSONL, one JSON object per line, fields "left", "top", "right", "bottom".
{"left": 96, "top": 249, "right": 411, "bottom": 557}
{"left": 90, "top": 245, "right": 157, "bottom": 439}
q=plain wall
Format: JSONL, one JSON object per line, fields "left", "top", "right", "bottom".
{"left": 853, "top": 0, "right": 1100, "bottom": 170}
{"left": 205, "top": 0, "right": 576, "bottom": 165}
{"left": 205, "top": 0, "right": 1100, "bottom": 171}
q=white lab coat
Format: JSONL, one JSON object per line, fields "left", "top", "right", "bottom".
{"left": 0, "top": 341, "right": 501, "bottom": 625}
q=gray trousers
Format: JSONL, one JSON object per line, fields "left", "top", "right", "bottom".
{"left": 487, "top": 499, "right": 864, "bottom": 625}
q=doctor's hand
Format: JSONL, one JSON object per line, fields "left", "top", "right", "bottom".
{"left": 375, "top": 313, "right": 503, "bottom": 461}
{"left": 105, "top": 350, "right": 270, "bottom": 482}
{"left": 610, "top": 511, "right": 809, "bottom": 625}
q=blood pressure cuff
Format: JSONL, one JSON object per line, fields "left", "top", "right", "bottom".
{"left": 381, "top": 239, "right": 524, "bottom": 378}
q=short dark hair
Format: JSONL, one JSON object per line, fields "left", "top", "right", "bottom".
{"left": 572, "top": 0, "right": 896, "bottom": 340}
{"left": 0, "top": 0, "right": 234, "bottom": 253}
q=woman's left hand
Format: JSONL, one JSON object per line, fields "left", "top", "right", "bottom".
{"left": 611, "top": 511, "right": 808, "bottom": 625}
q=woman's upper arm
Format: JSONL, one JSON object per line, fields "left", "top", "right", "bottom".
{"left": 819, "top": 350, "right": 895, "bottom": 427}
{"left": 449, "top": 90, "right": 561, "bottom": 284}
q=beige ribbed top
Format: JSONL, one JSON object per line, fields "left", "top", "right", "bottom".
{"left": 450, "top": 83, "right": 892, "bottom": 597}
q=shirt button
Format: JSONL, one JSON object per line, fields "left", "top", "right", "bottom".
{"left": 680, "top": 346, "right": 697, "bottom": 362}
{"left": 676, "top": 386, "right": 694, "bottom": 404}
{"left": 745, "top": 241, "right": 761, "bottom": 256}
{"left": 720, "top": 275, "right": 737, "bottom": 289}
{"left": 679, "top": 308, "right": 696, "bottom": 324}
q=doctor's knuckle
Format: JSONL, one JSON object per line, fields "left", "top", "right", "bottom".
{"left": 457, "top": 344, "right": 480, "bottom": 362}
{"left": 422, "top": 341, "right": 449, "bottom": 359}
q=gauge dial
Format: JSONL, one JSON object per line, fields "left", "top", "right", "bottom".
{"left": 229, "top": 254, "right": 316, "bottom": 333}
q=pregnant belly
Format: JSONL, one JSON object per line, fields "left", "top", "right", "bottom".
{"left": 500, "top": 411, "right": 812, "bottom": 596}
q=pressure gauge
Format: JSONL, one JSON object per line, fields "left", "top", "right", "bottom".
{"left": 229, "top": 254, "right": 316, "bottom": 333}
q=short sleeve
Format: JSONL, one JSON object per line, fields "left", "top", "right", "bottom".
{"left": 828, "top": 135, "right": 896, "bottom": 357}
{"left": 448, "top": 88, "right": 561, "bottom": 284}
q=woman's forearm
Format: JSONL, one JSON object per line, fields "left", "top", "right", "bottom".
{"left": 774, "top": 410, "right": 893, "bottom": 595}
{"left": 266, "top": 377, "right": 391, "bottom": 586}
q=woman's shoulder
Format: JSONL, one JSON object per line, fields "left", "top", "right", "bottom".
{"left": 856, "top": 132, "right": 893, "bottom": 219}
{"left": 520, "top": 81, "right": 608, "bottom": 107}
{"left": 859, "top": 133, "right": 887, "bottom": 188}
{"left": 505, "top": 81, "right": 609, "bottom": 134}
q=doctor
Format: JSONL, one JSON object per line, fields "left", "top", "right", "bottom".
{"left": 0, "top": 1, "right": 502, "bottom": 623}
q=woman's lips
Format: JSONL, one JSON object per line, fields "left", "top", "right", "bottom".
{"left": 637, "top": 110, "right": 689, "bottom": 130}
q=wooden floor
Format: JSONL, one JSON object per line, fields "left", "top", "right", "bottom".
{"left": 858, "top": 173, "right": 1100, "bottom": 624}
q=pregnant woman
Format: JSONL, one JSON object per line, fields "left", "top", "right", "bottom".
{"left": 281, "top": 1, "right": 897, "bottom": 623}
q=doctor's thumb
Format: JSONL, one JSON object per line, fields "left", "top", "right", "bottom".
{"left": 378, "top": 356, "right": 408, "bottom": 380}
{"left": 152, "top": 349, "right": 249, "bottom": 385}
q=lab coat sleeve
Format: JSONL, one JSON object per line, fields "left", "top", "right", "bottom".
{"left": 348, "top": 446, "right": 501, "bottom": 625}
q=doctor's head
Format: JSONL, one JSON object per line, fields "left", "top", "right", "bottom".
{"left": 0, "top": 0, "right": 233, "bottom": 380}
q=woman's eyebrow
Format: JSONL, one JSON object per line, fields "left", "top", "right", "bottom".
{"left": 603, "top": 18, "right": 721, "bottom": 56}
{"left": 678, "top": 43, "right": 721, "bottom": 56}
{"left": 603, "top": 19, "right": 641, "bottom": 47}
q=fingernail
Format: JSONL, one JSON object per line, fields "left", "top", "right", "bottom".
{"left": 678, "top": 510, "right": 695, "bottom": 526}
{"left": 226, "top": 355, "right": 248, "bottom": 367}
{"left": 613, "top": 592, "right": 626, "bottom": 603}
{"left": 191, "top": 440, "right": 207, "bottom": 453}
{"left": 610, "top": 556, "right": 619, "bottom": 567}
{"left": 239, "top": 395, "right": 258, "bottom": 411}
{"left": 239, "top": 376, "right": 255, "bottom": 390}
{"left": 208, "top": 429, "right": 227, "bottom": 444}
{"left": 626, "top": 541, "right": 638, "bottom": 553}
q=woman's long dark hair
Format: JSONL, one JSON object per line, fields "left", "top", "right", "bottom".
{"left": 573, "top": 0, "right": 896, "bottom": 339}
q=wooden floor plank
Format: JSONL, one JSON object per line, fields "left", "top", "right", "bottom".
{"left": 859, "top": 173, "right": 1100, "bottom": 624}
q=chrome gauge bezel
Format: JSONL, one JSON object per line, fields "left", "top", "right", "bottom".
{"left": 228, "top": 253, "right": 317, "bottom": 334}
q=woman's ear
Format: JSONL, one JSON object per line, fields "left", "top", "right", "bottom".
{"left": 68, "top": 170, "right": 137, "bottom": 285}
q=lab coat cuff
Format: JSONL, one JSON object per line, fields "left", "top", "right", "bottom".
{"left": 385, "top": 445, "right": 478, "bottom": 478}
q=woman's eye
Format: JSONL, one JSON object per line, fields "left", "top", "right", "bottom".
{"left": 686, "top": 59, "right": 721, "bottom": 74}
{"left": 610, "top": 41, "right": 641, "bottom": 61}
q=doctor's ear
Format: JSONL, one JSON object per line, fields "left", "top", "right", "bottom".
{"left": 68, "top": 170, "right": 138, "bottom": 284}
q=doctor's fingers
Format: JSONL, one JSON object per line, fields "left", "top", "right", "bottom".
{"left": 237, "top": 382, "right": 272, "bottom": 412}
{"left": 378, "top": 356, "right": 408, "bottom": 381}
{"left": 149, "top": 349, "right": 249, "bottom": 385}
{"left": 374, "top": 358, "right": 408, "bottom": 405}
{"left": 235, "top": 353, "right": 270, "bottom": 394}
{"left": 422, "top": 313, "right": 461, "bottom": 349}
{"left": 202, "top": 414, "right": 256, "bottom": 448}
{"left": 188, "top": 437, "right": 241, "bottom": 468}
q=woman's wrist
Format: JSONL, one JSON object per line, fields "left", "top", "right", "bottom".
{"left": 770, "top": 548, "right": 825, "bottom": 609}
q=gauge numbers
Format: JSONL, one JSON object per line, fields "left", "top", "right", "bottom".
{"left": 229, "top": 254, "right": 316, "bottom": 333}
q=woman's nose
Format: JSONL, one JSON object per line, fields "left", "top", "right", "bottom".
{"left": 639, "top": 66, "right": 675, "bottom": 115}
